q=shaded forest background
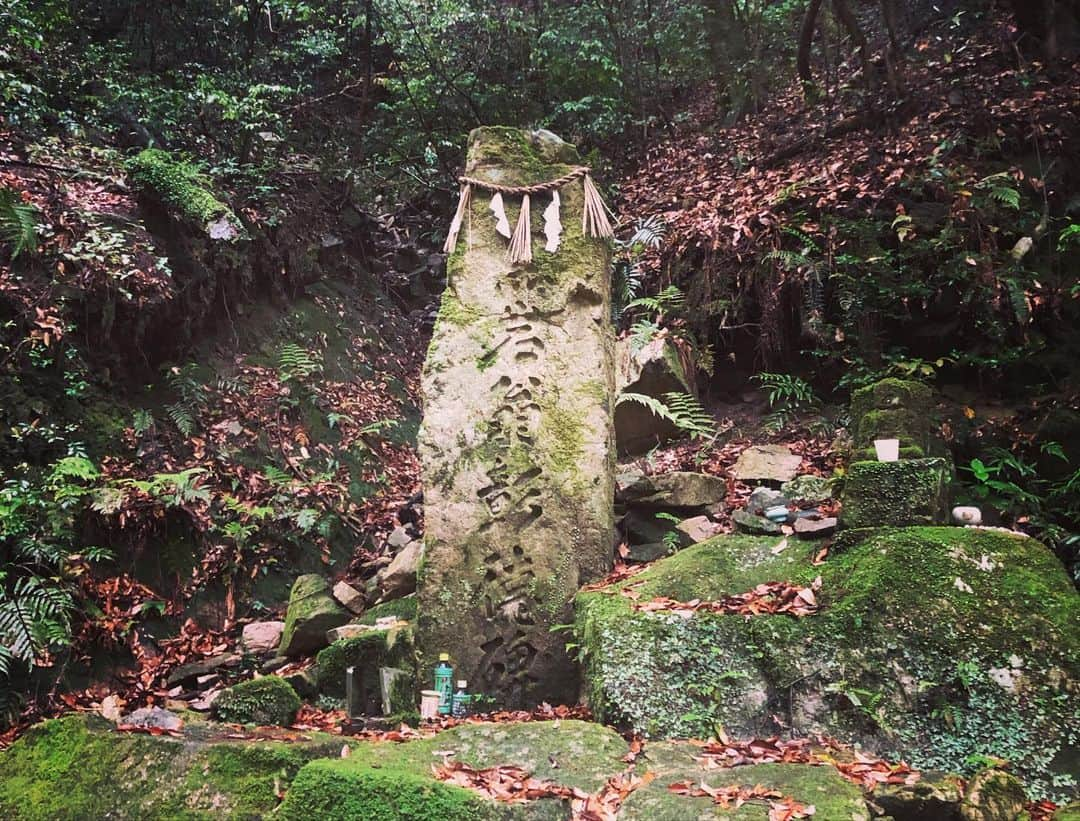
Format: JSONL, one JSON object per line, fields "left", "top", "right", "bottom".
{"left": 1, "top": 0, "right": 1078, "bottom": 733}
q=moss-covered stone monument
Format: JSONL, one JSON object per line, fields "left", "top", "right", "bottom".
{"left": 417, "top": 127, "right": 616, "bottom": 706}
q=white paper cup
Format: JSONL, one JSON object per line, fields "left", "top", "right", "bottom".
{"left": 874, "top": 439, "right": 900, "bottom": 462}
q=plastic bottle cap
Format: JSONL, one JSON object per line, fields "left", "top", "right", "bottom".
{"left": 438, "top": 653, "right": 449, "bottom": 661}
{"left": 456, "top": 680, "right": 467, "bottom": 688}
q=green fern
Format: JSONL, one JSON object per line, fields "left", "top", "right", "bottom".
{"left": 277, "top": 343, "right": 322, "bottom": 381}
{"left": 164, "top": 364, "right": 203, "bottom": 436}
{"left": 977, "top": 173, "right": 1020, "bottom": 209}
{"left": 623, "top": 285, "right": 685, "bottom": 317}
{"left": 616, "top": 390, "right": 716, "bottom": 441}
{"left": 0, "top": 187, "right": 39, "bottom": 258}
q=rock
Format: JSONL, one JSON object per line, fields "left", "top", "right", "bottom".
{"left": 733, "top": 444, "right": 802, "bottom": 483}
{"left": 747, "top": 486, "right": 788, "bottom": 515}
{"left": 261, "top": 656, "right": 289, "bottom": 673}
{"left": 631, "top": 471, "right": 727, "bottom": 509}
{"left": 793, "top": 516, "right": 837, "bottom": 538}
{"left": 960, "top": 769, "right": 1027, "bottom": 821}
{"left": 283, "top": 668, "right": 318, "bottom": 699}
{"left": 326, "top": 623, "right": 372, "bottom": 643}
{"left": 874, "top": 771, "right": 964, "bottom": 821}
{"left": 675, "top": 515, "right": 721, "bottom": 544}
{"left": 575, "top": 527, "right": 1079, "bottom": 792}
{"left": 278, "top": 574, "right": 351, "bottom": 657}
{"left": 622, "top": 509, "right": 691, "bottom": 549}
{"left": 850, "top": 378, "right": 937, "bottom": 457}
{"left": 98, "top": 694, "right": 123, "bottom": 722}
{"left": 166, "top": 652, "right": 241, "bottom": 687}
{"left": 614, "top": 468, "right": 654, "bottom": 503}
{"left": 212, "top": 676, "right": 301, "bottom": 726}
{"left": 952, "top": 506, "right": 983, "bottom": 525}
{"left": 379, "top": 667, "right": 412, "bottom": 716}
{"left": 841, "top": 457, "right": 951, "bottom": 528}
{"left": 627, "top": 542, "right": 674, "bottom": 563}
{"left": 614, "top": 336, "right": 693, "bottom": 454}
{"left": 374, "top": 540, "right": 423, "bottom": 602}
{"left": 316, "top": 621, "right": 415, "bottom": 706}
{"left": 417, "top": 127, "right": 615, "bottom": 706}
{"left": 332, "top": 581, "right": 366, "bottom": 615}
{"left": 385, "top": 525, "right": 415, "bottom": 551}
{"left": 0, "top": 713, "right": 343, "bottom": 818}
{"left": 188, "top": 688, "right": 222, "bottom": 712}
{"left": 732, "top": 508, "right": 782, "bottom": 535}
{"left": 121, "top": 707, "right": 183, "bottom": 733}
{"left": 240, "top": 620, "right": 285, "bottom": 655}
{"left": 781, "top": 474, "right": 834, "bottom": 504}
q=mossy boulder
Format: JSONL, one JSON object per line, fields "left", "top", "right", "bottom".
{"left": 278, "top": 719, "right": 628, "bottom": 820}
{"left": 212, "top": 675, "right": 301, "bottom": 726}
{"left": 622, "top": 742, "right": 869, "bottom": 820}
{"left": 960, "top": 768, "right": 1027, "bottom": 821}
{"left": 0, "top": 714, "right": 339, "bottom": 819}
{"left": 315, "top": 621, "right": 416, "bottom": 708}
{"left": 841, "top": 457, "right": 951, "bottom": 528}
{"left": 279, "top": 574, "right": 351, "bottom": 657}
{"left": 850, "top": 378, "right": 938, "bottom": 453}
{"left": 575, "top": 528, "right": 1080, "bottom": 799}
{"left": 127, "top": 148, "right": 244, "bottom": 238}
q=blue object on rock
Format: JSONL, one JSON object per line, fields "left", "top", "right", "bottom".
{"left": 764, "top": 505, "right": 790, "bottom": 522}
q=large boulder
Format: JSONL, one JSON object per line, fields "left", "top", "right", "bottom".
{"left": 278, "top": 574, "right": 351, "bottom": 657}
{"left": 0, "top": 714, "right": 341, "bottom": 819}
{"left": 614, "top": 336, "right": 693, "bottom": 454}
{"left": 732, "top": 444, "right": 802, "bottom": 483}
{"left": 616, "top": 470, "right": 726, "bottom": 510}
{"left": 841, "top": 457, "right": 951, "bottom": 528}
{"left": 575, "top": 527, "right": 1079, "bottom": 797}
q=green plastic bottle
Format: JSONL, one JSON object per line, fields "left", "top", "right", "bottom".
{"left": 434, "top": 653, "right": 453, "bottom": 715}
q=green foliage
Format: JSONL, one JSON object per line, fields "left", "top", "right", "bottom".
{"left": 616, "top": 391, "right": 716, "bottom": 441}
{"left": 612, "top": 215, "right": 667, "bottom": 316}
{"left": 0, "top": 187, "right": 38, "bottom": 258}
{"left": 163, "top": 364, "right": 203, "bottom": 437}
{"left": 754, "top": 372, "right": 819, "bottom": 432}
{"left": 277, "top": 343, "right": 322, "bottom": 383}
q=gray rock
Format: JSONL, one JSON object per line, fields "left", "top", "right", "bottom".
{"left": 747, "top": 486, "right": 788, "bottom": 515}
{"left": 627, "top": 542, "right": 673, "bottom": 563}
{"left": 240, "top": 620, "right": 285, "bottom": 655}
{"left": 622, "top": 509, "right": 691, "bottom": 549}
{"left": 874, "top": 771, "right": 963, "bottom": 821}
{"left": 326, "top": 623, "right": 373, "bottom": 643}
{"left": 675, "top": 515, "right": 722, "bottom": 544}
{"left": 614, "top": 469, "right": 654, "bottom": 504}
{"left": 375, "top": 540, "right": 423, "bottom": 602}
{"left": 284, "top": 668, "right": 319, "bottom": 699}
{"left": 166, "top": 652, "right": 241, "bottom": 687}
{"left": 793, "top": 516, "right": 837, "bottom": 538}
{"left": 122, "top": 706, "right": 183, "bottom": 732}
{"left": 386, "top": 526, "right": 416, "bottom": 551}
{"left": 632, "top": 472, "right": 727, "bottom": 509}
{"left": 278, "top": 574, "right": 351, "bottom": 657}
{"left": 732, "top": 508, "right": 782, "bottom": 535}
{"left": 332, "top": 581, "right": 367, "bottom": 615}
{"left": 261, "top": 656, "right": 289, "bottom": 673}
{"left": 781, "top": 475, "right": 834, "bottom": 504}
{"left": 733, "top": 445, "right": 803, "bottom": 483}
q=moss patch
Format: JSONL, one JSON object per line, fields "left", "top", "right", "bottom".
{"left": 315, "top": 623, "right": 415, "bottom": 700}
{"left": 127, "top": 149, "right": 243, "bottom": 235}
{"left": 575, "top": 528, "right": 1080, "bottom": 799}
{"left": 840, "top": 457, "right": 951, "bottom": 527}
{"left": 212, "top": 676, "right": 301, "bottom": 726}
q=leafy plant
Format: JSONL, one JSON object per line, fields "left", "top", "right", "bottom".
{"left": 753, "top": 372, "right": 819, "bottom": 432}
{"left": 0, "top": 186, "right": 38, "bottom": 258}
{"left": 277, "top": 343, "right": 322, "bottom": 382}
{"left": 616, "top": 391, "right": 716, "bottom": 441}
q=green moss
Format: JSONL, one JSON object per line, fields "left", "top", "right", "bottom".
{"left": 0, "top": 714, "right": 341, "bottom": 819}
{"left": 279, "top": 762, "right": 500, "bottom": 821}
{"left": 315, "top": 624, "right": 415, "bottom": 699}
{"left": 435, "top": 289, "right": 484, "bottom": 327}
{"left": 840, "top": 457, "right": 951, "bottom": 527}
{"left": 538, "top": 401, "right": 585, "bottom": 477}
{"left": 464, "top": 126, "right": 579, "bottom": 188}
{"left": 279, "top": 574, "right": 349, "bottom": 657}
{"left": 358, "top": 596, "right": 418, "bottom": 625}
{"left": 127, "top": 149, "right": 242, "bottom": 235}
{"left": 576, "top": 528, "right": 1080, "bottom": 798}
{"left": 212, "top": 676, "right": 301, "bottom": 726}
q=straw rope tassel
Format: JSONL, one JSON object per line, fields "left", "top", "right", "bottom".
{"left": 507, "top": 193, "right": 532, "bottom": 265}
{"left": 442, "top": 183, "right": 472, "bottom": 253}
{"left": 581, "top": 174, "right": 614, "bottom": 240}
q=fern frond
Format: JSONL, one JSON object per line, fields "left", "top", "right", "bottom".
{"left": 615, "top": 392, "right": 680, "bottom": 426}
{"left": 661, "top": 391, "right": 717, "bottom": 440}
{"left": 0, "top": 187, "right": 39, "bottom": 258}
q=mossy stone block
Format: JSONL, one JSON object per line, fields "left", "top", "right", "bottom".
{"left": 841, "top": 457, "right": 951, "bottom": 528}
{"left": 126, "top": 148, "right": 244, "bottom": 237}
{"left": 315, "top": 623, "right": 415, "bottom": 703}
{"left": 212, "top": 675, "right": 301, "bottom": 726}
{"left": 279, "top": 574, "right": 351, "bottom": 657}
{"left": 850, "top": 377, "right": 936, "bottom": 451}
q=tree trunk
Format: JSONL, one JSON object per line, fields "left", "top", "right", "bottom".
{"left": 797, "top": 0, "right": 824, "bottom": 91}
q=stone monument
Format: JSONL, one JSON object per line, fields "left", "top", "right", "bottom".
{"left": 417, "top": 127, "right": 615, "bottom": 706}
